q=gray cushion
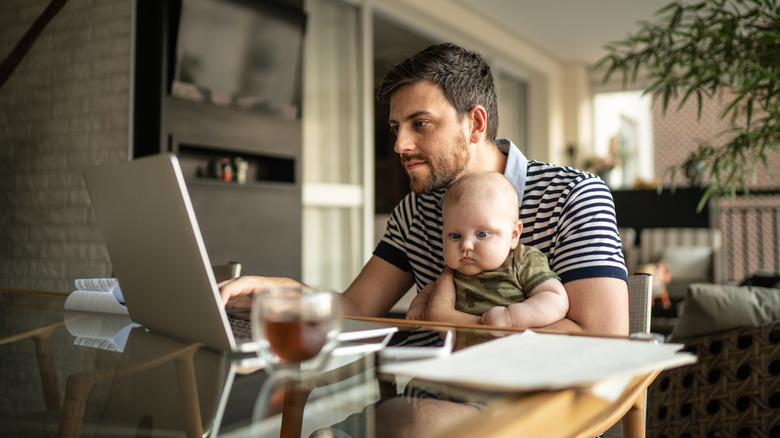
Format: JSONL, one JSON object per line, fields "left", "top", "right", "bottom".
{"left": 661, "top": 246, "right": 712, "bottom": 282}
{"left": 670, "top": 283, "right": 780, "bottom": 340}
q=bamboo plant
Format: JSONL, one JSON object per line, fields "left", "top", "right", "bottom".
{"left": 596, "top": 0, "right": 780, "bottom": 209}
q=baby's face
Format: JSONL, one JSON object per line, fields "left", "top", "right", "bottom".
{"left": 442, "top": 198, "right": 520, "bottom": 276}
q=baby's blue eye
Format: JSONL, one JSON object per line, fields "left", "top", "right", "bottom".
{"left": 477, "top": 231, "right": 488, "bottom": 238}
{"left": 450, "top": 233, "right": 461, "bottom": 240}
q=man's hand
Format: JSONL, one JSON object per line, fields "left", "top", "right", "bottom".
{"left": 218, "top": 276, "right": 303, "bottom": 308}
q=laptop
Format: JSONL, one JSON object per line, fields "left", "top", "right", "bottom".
{"left": 83, "top": 153, "right": 395, "bottom": 353}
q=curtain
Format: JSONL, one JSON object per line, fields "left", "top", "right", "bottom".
{"left": 301, "top": 0, "right": 364, "bottom": 290}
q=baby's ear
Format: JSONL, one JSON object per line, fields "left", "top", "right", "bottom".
{"left": 510, "top": 220, "right": 523, "bottom": 249}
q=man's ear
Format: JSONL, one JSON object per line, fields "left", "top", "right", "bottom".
{"left": 510, "top": 219, "right": 523, "bottom": 249}
{"left": 467, "top": 105, "right": 488, "bottom": 143}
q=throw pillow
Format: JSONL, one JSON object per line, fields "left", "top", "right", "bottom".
{"left": 660, "top": 246, "right": 712, "bottom": 282}
{"left": 670, "top": 283, "right": 780, "bottom": 340}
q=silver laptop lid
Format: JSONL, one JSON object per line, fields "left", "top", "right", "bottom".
{"left": 84, "top": 154, "right": 243, "bottom": 351}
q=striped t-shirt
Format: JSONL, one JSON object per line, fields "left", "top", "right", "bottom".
{"left": 374, "top": 139, "right": 627, "bottom": 291}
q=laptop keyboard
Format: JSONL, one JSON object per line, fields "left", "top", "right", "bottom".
{"left": 227, "top": 313, "right": 253, "bottom": 341}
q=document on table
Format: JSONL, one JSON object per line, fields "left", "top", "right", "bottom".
{"left": 379, "top": 331, "right": 696, "bottom": 391}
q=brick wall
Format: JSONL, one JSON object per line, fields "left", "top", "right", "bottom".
{"left": 0, "top": 0, "right": 133, "bottom": 292}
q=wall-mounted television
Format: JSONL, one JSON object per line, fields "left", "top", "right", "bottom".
{"left": 171, "top": 0, "right": 305, "bottom": 119}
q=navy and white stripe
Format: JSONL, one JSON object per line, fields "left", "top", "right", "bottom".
{"left": 374, "top": 141, "right": 627, "bottom": 290}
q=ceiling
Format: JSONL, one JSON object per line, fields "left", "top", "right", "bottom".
{"left": 454, "top": 0, "right": 673, "bottom": 65}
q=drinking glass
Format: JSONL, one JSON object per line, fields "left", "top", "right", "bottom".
{"left": 251, "top": 285, "right": 342, "bottom": 372}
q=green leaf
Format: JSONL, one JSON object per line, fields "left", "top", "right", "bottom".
{"left": 697, "top": 186, "right": 716, "bottom": 213}
{"left": 743, "top": 59, "right": 779, "bottom": 81}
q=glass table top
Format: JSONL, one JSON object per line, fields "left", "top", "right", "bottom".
{"left": 0, "top": 288, "right": 664, "bottom": 438}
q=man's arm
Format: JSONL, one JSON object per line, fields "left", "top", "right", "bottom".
{"left": 219, "top": 255, "right": 413, "bottom": 318}
{"left": 538, "top": 277, "right": 628, "bottom": 336}
{"left": 341, "top": 255, "right": 415, "bottom": 317}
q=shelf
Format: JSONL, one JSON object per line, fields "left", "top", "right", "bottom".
{"left": 174, "top": 142, "right": 296, "bottom": 186}
{"left": 184, "top": 176, "right": 298, "bottom": 191}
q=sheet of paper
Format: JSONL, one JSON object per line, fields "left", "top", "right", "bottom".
{"left": 379, "top": 331, "right": 696, "bottom": 391}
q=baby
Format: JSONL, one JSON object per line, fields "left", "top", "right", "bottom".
{"left": 408, "top": 171, "right": 569, "bottom": 328}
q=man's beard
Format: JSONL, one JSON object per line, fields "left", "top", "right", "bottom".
{"left": 403, "top": 131, "right": 470, "bottom": 194}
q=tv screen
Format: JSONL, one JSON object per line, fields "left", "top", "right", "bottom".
{"left": 172, "top": 0, "right": 304, "bottom": 118}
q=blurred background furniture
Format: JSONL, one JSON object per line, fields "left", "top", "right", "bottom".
{"left": 618, "top": 226, "right": 724, "bottom": 335}
{"left": 637, "top": 228, "right": 723, "bottom": 302}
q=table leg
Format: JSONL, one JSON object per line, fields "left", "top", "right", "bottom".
{"left": 281, "top": 386, "right": 313, "bottom": 438}
{"left": 622, "top": 394, "right": 646, "bottom": 438}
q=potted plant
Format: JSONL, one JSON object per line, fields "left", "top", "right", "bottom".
{"left": 596, "top": 0, "right": 780, "bottom": 209}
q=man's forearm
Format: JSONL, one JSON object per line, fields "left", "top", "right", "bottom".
{"left": 555, "top": 277, "right": 629, "bottom": 336}
{"left": 339, "top": 293, "right": 364, "bottom": 317}
{"left": 341, "top": 256, "right": 415, "bottom": 318}
{"left": 534, "top": 317, "right": 584, "bottom": 333}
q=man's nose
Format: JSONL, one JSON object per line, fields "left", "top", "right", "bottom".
{"left": 393, "top": 128, "right": 415, "bottom": 155}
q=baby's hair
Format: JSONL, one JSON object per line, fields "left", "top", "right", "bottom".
{"left": 443, "top": 171, "right": 518, "bottom": 219}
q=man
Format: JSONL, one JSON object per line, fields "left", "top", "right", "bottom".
{"left": 221, "top": 42, "right": 628, "bottom": 336}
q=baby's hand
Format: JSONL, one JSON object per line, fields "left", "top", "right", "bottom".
{"left": 406, "top": 289, "right": 431, "bottom": 320}
{"left": 406, "top": 299, "right": 427, "bottom": 320}
{"left": 481, "top": 306, "right": 510, "bottom": 327}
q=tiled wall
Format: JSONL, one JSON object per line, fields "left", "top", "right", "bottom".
{"left": 654, "top": 92, "right": 780, "bottom": 282}
{"left": 0, "top": 0, "right": 133, "bottom": 292}
{"left": 653, "top": 92, "right": 780, "bottom": 189}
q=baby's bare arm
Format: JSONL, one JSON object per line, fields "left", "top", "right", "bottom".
{"left": 481, "top": 279, "right": 569, "bottom": 328}
{"left": 406, "top": 286, "right": 431, "bottom": 320}
{"left": 426, "top": 268, "right": 481, "bottom": 324}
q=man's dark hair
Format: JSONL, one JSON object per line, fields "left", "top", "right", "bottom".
{"left": 376, "top": 43, "right": 499, "bottom": 143}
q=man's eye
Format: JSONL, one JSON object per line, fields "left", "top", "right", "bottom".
{"left": 388, "top": 126, "right": 398, "bottom": 135}
{"left": 477, "top": 231, "right": 489, "bottom": 238}
{"left": 413, "top": 121, "right": 428, "bottom": 128}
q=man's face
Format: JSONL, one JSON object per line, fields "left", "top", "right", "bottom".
{"left": 387, "top": 81, "right": 471, "bottom": 194}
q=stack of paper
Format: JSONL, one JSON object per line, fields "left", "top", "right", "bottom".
{"left": 380, "top": 331, "right": 696, "bottom": 391}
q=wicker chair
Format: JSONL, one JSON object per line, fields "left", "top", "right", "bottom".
{"left": 646, "top": 320, "right": 780, "bottom": 437}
